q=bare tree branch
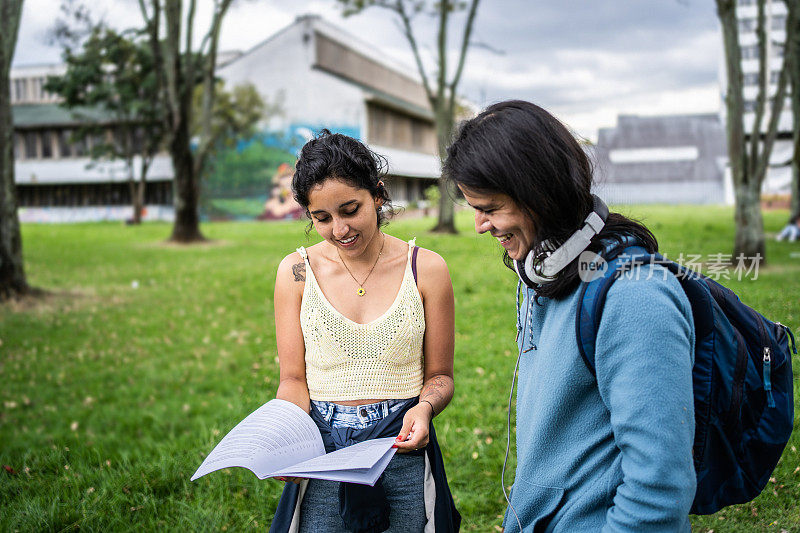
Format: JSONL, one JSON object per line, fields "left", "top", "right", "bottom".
{"left": 450, "top": 0, "right": 480, "bottom": 94}
{"left": 195, "top": 0, "right": 234, "bottom": 176}
{"left": 470, "top": 40, "right": 505, "bottom": 55}
{"left": 436, "top": 0, "right": 448, "bottom": 105}
{"left": 137, "top": 0, "right": 151, "bottom": 24}
{"left": 756, "top": 11, "right": 793, "bottom": 182}
{"left": 185, "top": 0, "right": 195, "bottom": 54}
{"left": 394, "top": 0, "right": 435, "bottom": 102}
{"left": 717, "top": 0, "right": 748, "bottom": 183}
{"left": 163, "top": 0, "right": 182, "bottom": 133}
{"left": 749, "top": 0, "right": 768, "bottom": 179}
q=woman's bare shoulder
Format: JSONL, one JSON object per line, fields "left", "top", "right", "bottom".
{"left": 276, "top": 251, "right": 307, "bottom": 286}
{"left": 414, "top": 246, "right": 449, "bottom": 274}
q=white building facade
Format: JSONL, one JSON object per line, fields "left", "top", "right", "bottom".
{"left": 217, "top": 14, "right": 440, "bottom": 205}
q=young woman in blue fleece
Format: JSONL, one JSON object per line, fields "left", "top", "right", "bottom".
{"left": 444, "top": 100, "right": 697, "bottom": 532}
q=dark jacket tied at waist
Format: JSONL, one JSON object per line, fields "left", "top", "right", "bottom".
{"left": 269, "top": 397, "right": 460, "bottom": 533}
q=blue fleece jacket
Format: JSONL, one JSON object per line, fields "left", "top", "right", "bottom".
{"left": 503, "top": 264, "right": 696, "bottom": 532}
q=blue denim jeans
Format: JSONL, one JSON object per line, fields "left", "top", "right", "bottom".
{"left": 298, "top": 399, "right": 427, "bottom": 532}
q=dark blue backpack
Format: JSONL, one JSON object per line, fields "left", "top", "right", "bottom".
{"left": 576, "top": 238, "right": 796, "bottom": 515}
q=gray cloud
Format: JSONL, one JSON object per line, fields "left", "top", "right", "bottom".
{"left": 12, "top": 0, "right": 724, "bottom": 138}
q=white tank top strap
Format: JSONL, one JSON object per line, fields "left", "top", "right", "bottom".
{"left": 406, "top": 238, "right": 417, "bottom": 261}
{"left": 296, "top": 246, "right": 308, "bottom": 261}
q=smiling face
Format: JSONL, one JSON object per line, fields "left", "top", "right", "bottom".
{"left": 307, "top": 178, "right": 384, "bottom": 256}
{"left": 459, "top": 185, "right": 537, "bottom": 261}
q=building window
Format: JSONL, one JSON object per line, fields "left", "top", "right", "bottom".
{"left": 73, "top": 133, "right": 88, "bottom": 157}
{"left": 744, "top": 100, "right": 756, "bottom": 113}
{"left": 58, "top": 130, "right": 73, "bottom": 158}
{"left": 132, "top": 127, "right": 145, "bottom": 154}
{"left": 744, "top": 71, "right": 782, "bottom": 86}
{"left": 740, "top": 43, "right": 784, "bottom": 59}
{"left": 23, "top": 131, "right": 38, "bottom": 159}
{"left": 739, "top": 18, "right": 756, "bottom": 33}
{"left": 772, "top": 15, "right": 786, "bottom": 30}
{"left": 33, "top": 77, "right": 46, "bottom": 102}
{"left": 13, "top": 78, "right": 26, "bottom": 103}
{"left": 367, "top": 102, "right": 436, "bottom": 154}
{"left": 742, "top": 44, "right": 759, "bottom": 59}
{"left": 737, "top": 0, "right": 756, "bottom": 5}
{"left": 41, "top": 131, "right": 54, "bottom": 159}
{"left": 411, "top": 120, "right": 425, "bottom": 150}
{"left": 14, "top": 133, "right": 22, "bottom": 159}
{"left": 368, "top": 105, "right": 389, "bottom": 146}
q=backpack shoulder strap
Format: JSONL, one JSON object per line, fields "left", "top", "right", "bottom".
{"left": 576, "top": 240, "right": 654, "bottom": 375}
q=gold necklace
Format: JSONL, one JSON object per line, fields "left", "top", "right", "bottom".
{"left": 337, "top": 234, "right": 386, "bottom": 297}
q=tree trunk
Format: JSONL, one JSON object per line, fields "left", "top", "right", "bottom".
{"left": 733, "top": 183, "right": 765, "bottom": 263}
{"left": 716, "top": 0, "right": 780, "bottom": 265}
{"left": 136, "top": 178, "right": 146, "bottom": 224}
{"left": 792, "top": 126, "right": 800, "bottom": 219}
{"left": 0, "top": 0, "right": 30, "bottom": 301}
{"left": 788, "top": 0, "right": 800, "bottom": 219}
{"left": 126, "top": 156, "right": 143, "bottom": 225}
{"left": 791, "top": 88, "right": 800, "bottom": 218}
{"left": 169, "top": 112, "right": 204, "bottom": 242}
{"left": 432, "top": 109, "right": 457, "bottom": 234}
{"left": 127, "top": 178, "right": 142, "bottom": 224}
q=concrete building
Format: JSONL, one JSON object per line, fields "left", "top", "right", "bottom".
{"left": 10, "top": 64, "right": 174, "bottom": 223}
{"left": 728, "top": 0, "right": 793, "bottom": 195}
{"left": 594, "top": 114, "right": 728, "bottom": 204}
{"left": 217, "top": 14, "right": 440, "bottom": 205}
{"left": 10, "top": 14, "right": 441, "bottom": 223}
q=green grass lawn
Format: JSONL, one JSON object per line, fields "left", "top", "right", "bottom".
{"left": 1, "top": 206, "right": 799, "bottom": 532}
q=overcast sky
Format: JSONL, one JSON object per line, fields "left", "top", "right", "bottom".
{"left": 12, "top": 0, "right": 723, "bottom": 141}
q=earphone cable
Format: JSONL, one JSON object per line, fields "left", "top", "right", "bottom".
{"left": 501, "top": 281, "right": 526, "bottom": 533}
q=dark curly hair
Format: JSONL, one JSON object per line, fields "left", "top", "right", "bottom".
{"left": 443, "top": 100, "right": 657, "bottom": 301}
{"left": 292, "top": 129, "right": 392, "bottom": 229}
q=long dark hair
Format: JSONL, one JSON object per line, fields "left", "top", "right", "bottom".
{"left": 443, "top": 100, "right": 657, "bottom": 300}
{"left": 292, "top": 129, "right": 393, "bottom": 229}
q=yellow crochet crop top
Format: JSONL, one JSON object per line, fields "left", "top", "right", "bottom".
{"left": 297, "top": 240, "right": 425, "bottom": 401}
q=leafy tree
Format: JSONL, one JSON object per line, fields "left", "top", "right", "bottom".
{"left": 45, "top": 27, "right": 165, "bottom": 224}
{"left": 138, "top": 0, "right": 234, "bottom": 243}
{"left": 190, "top": 81, "right": 270, "bottom": 200}
{"left": 0, "top": 0, "right": 31, "bottom": 301}
{"left": 48, "top": 0, "right": 101, "bottom": 51}
{"left": 191, "top": 81, "right": 266, "bottom": 153}
{"left": 716, "top": 0, "right": 793, "bottom": 263}
{"left": 337, "top": 0, "right": 481, "bottom": 234}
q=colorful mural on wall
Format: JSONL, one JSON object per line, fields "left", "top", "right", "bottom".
{"left": 258, "top": 163, "right": 302, "bottom": 220}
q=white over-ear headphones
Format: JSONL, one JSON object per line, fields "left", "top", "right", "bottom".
{"left": 514, "top": 195, "right": 609, "bottom": 288}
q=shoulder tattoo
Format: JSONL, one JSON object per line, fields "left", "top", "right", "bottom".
{"left": 292, "top": 262, "right": 305, "bottom": 282}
